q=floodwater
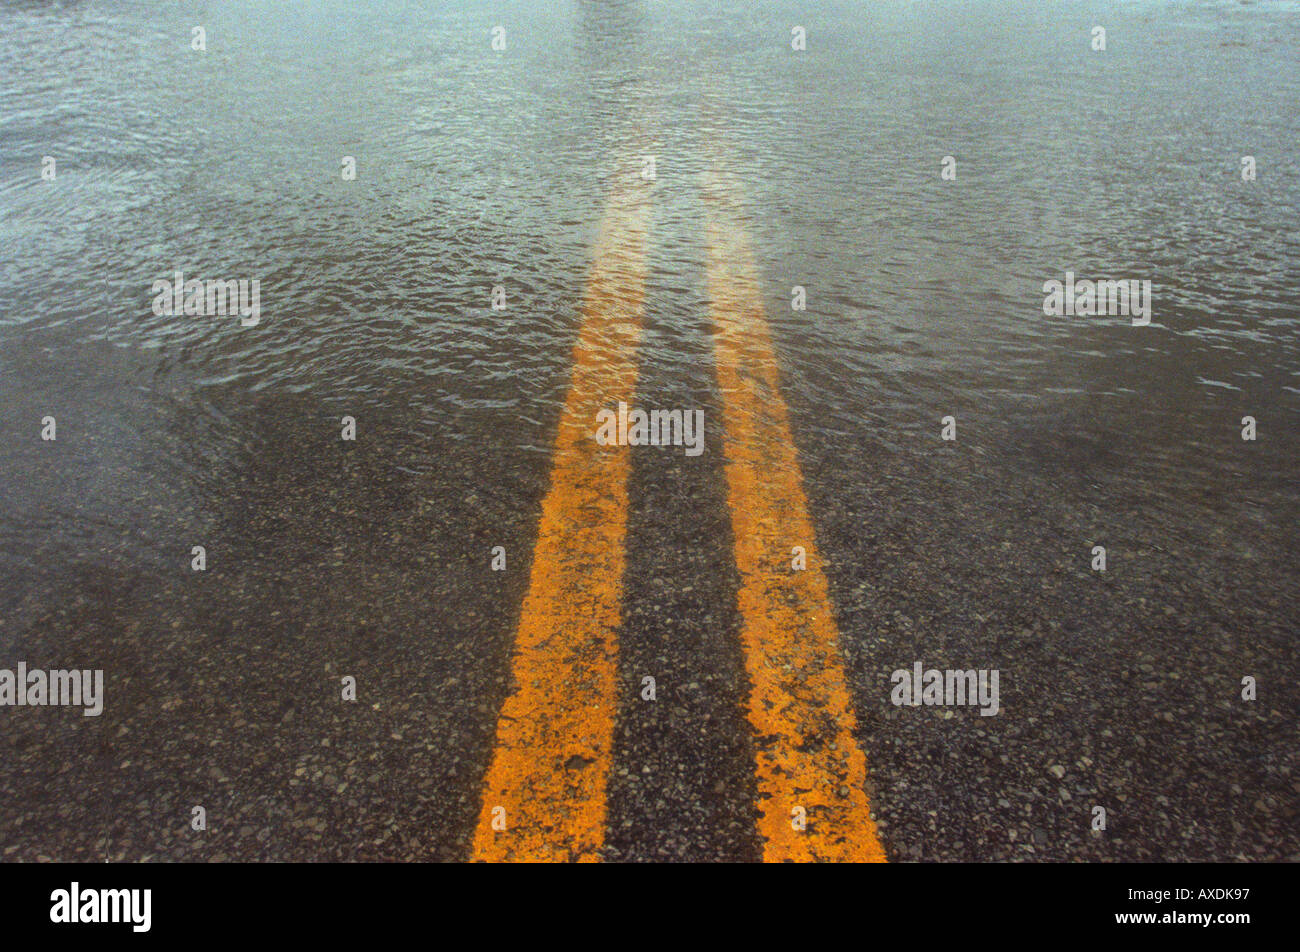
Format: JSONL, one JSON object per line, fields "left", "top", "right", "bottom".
{"left": 0, "top": 0, "right": 1296, "bottom": 861}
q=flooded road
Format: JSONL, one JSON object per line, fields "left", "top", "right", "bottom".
{"left": 1, "top": 0, "right": 1297, "bottom": 861}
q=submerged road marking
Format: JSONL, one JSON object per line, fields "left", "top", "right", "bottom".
{"left": 471, "top": 169, "right": 650, "bottom": 862}
{"left": 703, "top": 164, "right": 887, "bottom": 863}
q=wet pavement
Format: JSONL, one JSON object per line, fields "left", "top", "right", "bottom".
{"left": 1, "top": 0, "right": 1298, "bottom": 861}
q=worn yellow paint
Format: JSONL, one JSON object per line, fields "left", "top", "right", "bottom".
{"left": 702, "top": 162, "right": 887, "bottom": 863}
{"left": 471, "top": 168, "right": 650, "bottom": 862}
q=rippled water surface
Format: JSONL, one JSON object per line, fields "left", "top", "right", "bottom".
{"left": 4, "top": 0, "right": 1298, "bottom": 504}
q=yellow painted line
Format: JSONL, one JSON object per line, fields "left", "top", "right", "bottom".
{"left": 471, "top": 164, "right": 650, "bottom": 862}
{"left": 702, "top": 162, "right": 887, "bottom": 863}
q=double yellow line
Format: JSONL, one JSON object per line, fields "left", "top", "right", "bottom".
{"left": 471, "top": 151, "right": 885, "bottom": 863}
